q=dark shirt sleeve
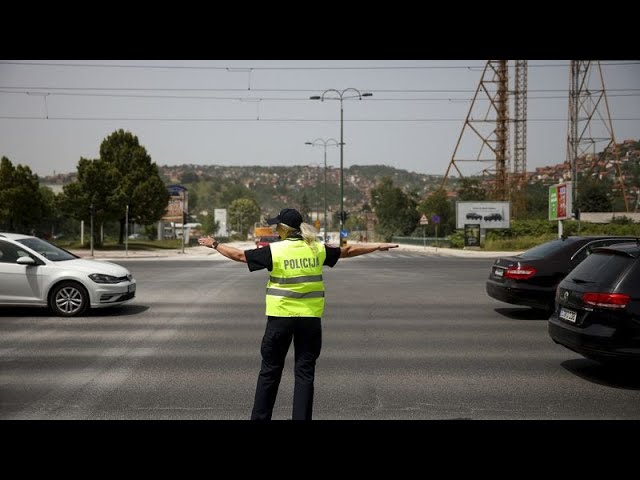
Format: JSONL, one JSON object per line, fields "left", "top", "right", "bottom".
{"left": 324, "top": 245, "right": 341, "bottom": 267}
{"left": 245, "top": 246, "right": 273, "bottom": 272}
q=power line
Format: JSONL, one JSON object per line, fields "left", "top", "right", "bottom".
{"left": 2, "top": 89, "right": 640, "bottom": 102}
{"left": 1, "top": 61, "right": 639, "bottom": 70}
{"left": 2, "top": 115, "right": 639, "bottom": 122}
{"left": 1, "top": 86, "right": 639, "bottom": 94}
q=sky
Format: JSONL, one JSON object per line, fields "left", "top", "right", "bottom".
{"left": 1, "top": 60, "right": 639, "bottom": 179}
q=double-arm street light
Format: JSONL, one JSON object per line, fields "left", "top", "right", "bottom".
{"left": 305, "top": 138, "right": 339, "bottom": 239}
{"left": 310, "top": 88, "right": 372, "bottom": 245}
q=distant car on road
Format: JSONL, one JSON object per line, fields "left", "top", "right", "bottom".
{"left": 486, "top": 236, "right": 639, "bottom": 313}
{"left": 255, "top": 235, "right": 281, "bottom": 248}
{"left": 0, "top": 232, "right": 136, "bottom": 317}
{"left": 483, "top": 213, "right": 503, "bottom": 221}
{"left": 128, "top": 233, "right": 145, "bottom": 240}
{"left": 549, "top": 242, "right": 640, "bottom": 365}
{"left": 466, "top": 213, "right": 483, "bottom": 221}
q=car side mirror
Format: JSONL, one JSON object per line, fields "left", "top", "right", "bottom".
{"left": 16, "top": 256, "right": 36, "bottom": 266}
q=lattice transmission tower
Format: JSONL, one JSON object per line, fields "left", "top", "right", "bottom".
{"left": 441, "top": 60, "right": 528, "bottom": 217}
{"left": 567, "top": 60, "right": 629, "bottom": 212}
{"left": 511, "top": 60, "right": 528, "bottom": 218}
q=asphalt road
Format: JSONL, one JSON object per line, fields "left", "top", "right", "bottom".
{"left": 1, "top": 251, "right": 639, "bottom": 420}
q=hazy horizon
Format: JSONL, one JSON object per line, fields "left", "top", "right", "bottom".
{"left": 1, "top": 60, "right": 638, "bottom": 179}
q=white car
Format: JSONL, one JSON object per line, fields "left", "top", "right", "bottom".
{"left": 0, "top": 232, "right": 136, "bottom": 317}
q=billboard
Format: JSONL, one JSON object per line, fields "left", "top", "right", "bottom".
{"left": 456, "top": 201, "right": 511, "bottom": 229}
{"left": 549, "top": 183, "right": 573, "bottom": 221}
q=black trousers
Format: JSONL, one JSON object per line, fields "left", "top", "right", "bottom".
{"left": 250, "top": 316, "right": 322, "bottom": 420}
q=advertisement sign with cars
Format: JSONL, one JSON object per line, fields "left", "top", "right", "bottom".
{"left": 456, "top": 201, "right": 511, "bottom": 229}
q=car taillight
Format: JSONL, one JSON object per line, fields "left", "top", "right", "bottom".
{"left": 503, "top": 266, "right": 537, "bottom": 280}
{"left": 581, "top": 292, "right": 630, "bottom": 309}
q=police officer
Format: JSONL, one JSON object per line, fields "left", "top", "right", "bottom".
{"left": 198, "top": 208, "right": 398, "bottom": 420}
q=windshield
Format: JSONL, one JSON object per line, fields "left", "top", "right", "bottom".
{"left": 17, "top": 238, "right": 78, "bottom": 261}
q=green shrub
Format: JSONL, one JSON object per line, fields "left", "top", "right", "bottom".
{"left": 447, "top": 219, "right": 640, "bottom": 252}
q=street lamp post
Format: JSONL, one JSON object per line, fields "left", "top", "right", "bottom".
{"left": 305, "top": 138, "right": 339, "bottom": 240}
{"left": 310, "top": 88, "right": 372, "bottom": 246}
{"left": 125, "top": 204, "right": 129, "bottom": 257}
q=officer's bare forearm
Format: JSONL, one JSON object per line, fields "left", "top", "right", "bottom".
{"left": 198, "top": 236, "right": 247, "bottom": 263}
{"left": 215, "top": 243, "right": 247, "bottom": 263}
{"left": 340, "top": 243, "right": 399, "bottom": 258}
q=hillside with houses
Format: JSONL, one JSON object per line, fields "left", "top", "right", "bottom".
{"left": 40, "top": 139, "right": 640, "bottom": 217}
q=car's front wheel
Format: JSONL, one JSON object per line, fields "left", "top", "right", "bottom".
{"left": 49, "top": 281, "right": 90, "bottom": 317}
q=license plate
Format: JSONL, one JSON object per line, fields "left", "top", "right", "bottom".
{"left": 128, "top": 284, "right": 136, "bottom": 293}
{"left": 494, "top": 268, "right": 504, "bottom": 277}
{"left": 559, "top": 307, "right": 577, "bottom": 323}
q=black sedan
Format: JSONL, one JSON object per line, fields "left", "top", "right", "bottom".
{"left": 548, "top": 242, "right": 640, "bottom": 364}
{"left": 486, "top": 236, "right": 639, "bottom": 313}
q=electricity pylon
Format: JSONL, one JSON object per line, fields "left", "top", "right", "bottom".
{"left": 441, "top": 60, "right": 528, "bottom": 217}
{"left": 567, "top": 60, "right": 629, "bottom": 212}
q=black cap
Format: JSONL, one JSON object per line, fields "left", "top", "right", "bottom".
{"left": 266, "top": 208, "right": 303, "bottom": 229}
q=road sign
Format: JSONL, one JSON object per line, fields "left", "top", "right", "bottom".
{"left": 431, "top": 214, "right": 440, "bottom": 224}
{"left": 419, "top": 214, "right": 429, "bottom": 225}
{"left": 340, "top": 230, "right": 348, "bottom": 238}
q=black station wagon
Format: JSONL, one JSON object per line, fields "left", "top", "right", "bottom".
{"left": 548, "top": 242, "right": 640, "bottom": 365}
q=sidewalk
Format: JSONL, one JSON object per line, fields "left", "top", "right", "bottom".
{"left": 70, "top": 241, "right": 522, "bottom": 260}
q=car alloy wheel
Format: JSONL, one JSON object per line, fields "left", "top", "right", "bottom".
{"left": 50, "top": 281, "right": 89, "bottom": 317}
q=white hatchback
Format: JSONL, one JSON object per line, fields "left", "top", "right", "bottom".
{"left": 0, "top": 232, "right": 136, "bottom": 317}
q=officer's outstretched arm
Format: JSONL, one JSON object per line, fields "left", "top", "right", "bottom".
{"left": 198, "top": 236, "right": 247, "bottom": 263}
{"left": 340, "top": 243, "right": 399, "bottom": 258}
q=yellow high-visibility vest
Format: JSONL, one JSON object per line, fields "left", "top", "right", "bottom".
{"left": 265, "top": 238, "right": 326, "bottom": 317}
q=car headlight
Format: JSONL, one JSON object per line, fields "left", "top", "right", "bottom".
{"left": 89, "top": 273, "right": 123, "bottom": 284}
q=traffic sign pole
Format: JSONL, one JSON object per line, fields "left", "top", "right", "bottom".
{"left": 419, "top": 214, "right": 429, "bottom": 249}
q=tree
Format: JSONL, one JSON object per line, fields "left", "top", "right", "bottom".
{"left": 179, "top": 170, "right": 199, "bottom": 184}
{"left": 228, "top": 198, "right": 261, "bottom": 238}
{"left": 37, "top": 186, "right": 70, "bottom": 238}
{"left": 370, "top": 177, "right": 420, "bottom": 241}
{"left": 418, "top": 188, "right": 455, "bottom": 236}
{"left": 99, "top": 130, "right": 169, "bottom": 243}
{"left": 0, "top": 157, "right": 47, "bottom": 233}
{"left": 300, "top": 192, "right": 311, "bottom": 222}
{"left": 58, "top": 157, "right": 119, "bottom": 246}
{"left": 199, "top": 213, "right": 220, "bottom": 236}
{"left": 576, "top": 177, "right": 613, "bottom": 212}
{"left": 456, "top": 178, "right": 487, "bottom": 201}
{"left": 220, "top": 184, "right": 257, "bottom": 207}
{"left": 60, "top": 130, "right": 169, "bottom": 245}
{"left": 525, "top": 183, "right": 550, "bottom": 219}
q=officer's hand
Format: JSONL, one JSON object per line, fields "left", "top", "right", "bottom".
{"left": 198, "top": 236, "right": 216, "bottom": 248}
{"left": 378, "top": 243, "right": 399, "bottom": 251}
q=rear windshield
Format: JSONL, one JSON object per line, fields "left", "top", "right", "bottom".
{"left": 564, "top": 251, "right": 634, "bottom": 289}
{"left": 518, "top": 238, "right": 581, "bottom": 260}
